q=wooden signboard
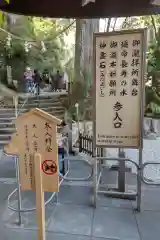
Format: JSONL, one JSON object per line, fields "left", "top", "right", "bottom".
{"left": 14, "top": 108, "right": 61, "bottom": 192}
{"left": 93, "top": 30, "right": 145, "bottom": 148}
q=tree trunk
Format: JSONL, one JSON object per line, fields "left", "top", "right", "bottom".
{"left": 106, "top": 18, "right": 111, "bottom": 32}
{"left": 74, "top": 19, "right": 82, "bottom": 83}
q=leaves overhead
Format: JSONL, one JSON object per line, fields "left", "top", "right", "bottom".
{"left": 0, "top": 15, "right": 75, "bottom": 82}
{"left": 120, "top": 15, "right": 160, "bottom": 116}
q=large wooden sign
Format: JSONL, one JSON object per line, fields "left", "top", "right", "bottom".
{"left": 93, "top": 29, "right": 146, "bottom": 148}
{"left": 14, "top": 108, "right": 61, "bottom": 192}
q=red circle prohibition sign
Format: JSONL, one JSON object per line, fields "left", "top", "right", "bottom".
{"left": 42, "top": 160, "right": 57, "bottom": 175}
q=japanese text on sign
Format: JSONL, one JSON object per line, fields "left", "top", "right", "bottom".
{"left": 94, "top": 30, "right": 145, "bottom": 148}
{"left": 24, "top": 124, "right": 35, "bottom": 187}
{"left": 45, "top": 122, "right": 53, "bottom": 152}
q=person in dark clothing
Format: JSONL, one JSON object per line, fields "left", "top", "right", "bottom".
{"left": 42, "top": 69, "right": 50, "bottom": 85}
{"left": 51, "top": 74, "right": 56, "bottom": 91}
{"left": 55, "top": 70, "right": 61, "bottom": 90}
{"left": 33, "top": 69, "right": 41, "bottom": 95}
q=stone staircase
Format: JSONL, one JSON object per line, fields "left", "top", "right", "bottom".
{"left": 0, "top": 94, "right": 67, "bottom": 147}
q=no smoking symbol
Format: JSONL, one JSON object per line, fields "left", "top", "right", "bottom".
{"left": 42, "top": 160, "right": 57, "bottom": 175}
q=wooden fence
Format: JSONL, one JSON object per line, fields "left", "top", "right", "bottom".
{"left": 79, "top": 133, "right": 104, "bottom": 157}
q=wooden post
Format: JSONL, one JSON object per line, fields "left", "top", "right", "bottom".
{"left": 34, "top": 153, "right": 46, "bottom": 240}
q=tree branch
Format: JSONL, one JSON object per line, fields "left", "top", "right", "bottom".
{"left": 151, "top": 15, "right": 158, "bottom": 41}
{"left": 0, "top": 20, "right": 76, "bottom": 45}
{"left": 104, "top": 18, "right": 107, "bottom": 32}
{"left": 112, "top": 18, "right": 117, "bottom": 31}
{"left": 106, "top": 18, "right": 111, "bottom": 32}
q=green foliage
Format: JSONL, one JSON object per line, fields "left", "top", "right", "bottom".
{"left": 61, "top": 78, "right": 92, "bottom": 120}
{"left": 147, "top": 42, "right": 160, "bottom": 73}
{"left": 121, "top": 15, "right": 160, "bottom": 30}
{"left": 120, "top": 15, "right": 160, "bottom": 117}
{"left": 121, "top": 17, "right": 141, "bottom": 29}
{"left": 64, "top": 56, "right": 74, "bottom": 82}
{"left": 0, "top": 15, "right": 75, "bottom": 85}
{"left": 147, "top": 27, "right": 160, "bottom": 74}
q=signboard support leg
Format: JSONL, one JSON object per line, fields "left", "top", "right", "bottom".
{"left": 137, "top": 148, "right": 142, "bottom": 212}
{"left": 68, "top": 119, "right": 73, "bottom": 154}
{"left": 93, "top": 147, "right": 97, "bottom": 208}
{"left": 118, "top": 148, "right": 125, "bottom": 193}
{"left": 15, "top": 156, "right": 22, "bottom": 225}
{"left": 34, "top": 153, "right": 46, "bottom": 240}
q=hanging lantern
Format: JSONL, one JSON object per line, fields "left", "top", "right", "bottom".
{"left": 28, "top": 43, "right": 32, "bottom": 50}
{"left": 24, "top": 41, "right": 29, "bottom": 52}
{"left": 41, "top": 41, "right": 46, "bottom": 52}
{"left": 6, "top": 34, "right": 11, "bottom": 47}
{"left": 153, "top": 0, "right": 160, "bottom": 6}
{"left": 82, "top": 0, "right": 95, "bottom": 6}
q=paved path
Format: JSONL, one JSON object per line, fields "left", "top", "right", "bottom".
{"left": 0, "top": 177, "right": 160, "bottom": 240}
{"left": 1, "top": 132, "right": 160, "bottom": 239}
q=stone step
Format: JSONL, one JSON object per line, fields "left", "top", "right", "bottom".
{"left": 0, "top": 125, "right": 64, "bottom": 145}
{"left": 0, "top": 96, "right": 64, "bottom": 110}
{"left": 0, "top": 127, "right": 15, "bottom": 132}
{"left": 19, "top": 96, "right": 62, "bottom": 102}
{"left": 0, "top": 125, "right": 63, "bottom": 131}
{"left": 0, "top": 134, "right": 11, "bottom": 140}
{"left": 0, "top": 113, "right": 16, "bottom": 118}
{"left": 0, "top": 105, "right": 64, "bottom": 111}
{"left": 20, "top": 105, "right": 64, "bottom": 111}
{"left": 0, "top": 107, "right": 14, "bottom": 110}
{"left": 3, "top": 99, "right": 64, "bottom": 108}
{"left": 19, "top": 93, "right": 68, "bottom": 101}
{"left": 19, "top": 102, "right": 62, "bottom": 108}
{"left": 0, "top": 139, "right": 10, "bottom": 146}
{"left": 0, "top": 115, "right": 15, "bottom": 121}
{"left": 0, "top": 124, "right": 14, "bottom": 130}
{"left": 0, "top": 122, "right": 15, "bottom": 127}
{"left": 0, "top": 124, "right": 64, "bottom": 147}
{"left": 19, "top": 98, "right": 62, "bottom": 103}
{"left": 0, "top": 107, "right": 64, "bottom": 116}
{"left": 0, "top": 111, "right": 64, "bottom": 121}
{"left": 0, "top": 109, "right": 64, "bottom": 117}
{"left": 0, "top": 117, "right": 15, "bottom": 121}
{"left": 0, "top": 125, "right": 62, "bottom": 137}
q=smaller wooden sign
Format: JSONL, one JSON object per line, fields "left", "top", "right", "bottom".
{"left": 14, "top": 108, "right": 61, "bottom": 192}
{"left": 4, "top": 133, "right": 19, "bottom": 155}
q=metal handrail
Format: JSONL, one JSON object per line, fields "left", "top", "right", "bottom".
{"left": 96, "top": 156, "right": 139, "bottom": 169}
{"left": 141, "top": 162, "right": 160, "bottom": 185}
{"left": 7, "top": 169, "right": 68, "bottom": 212}
{"left": 17, "top": 84, "right": 37, "bottom": 116}
{"left": 7, "top": 156, "right": 93, "bottom": 212}
{"left": 7, "top": 101, "right": 93, "bottom": 215}
{"left": 59, "top": 157, "right": 93, "bottom": 181}
{"left": 7, "top": 85, "right": 96, "bottom": 217}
